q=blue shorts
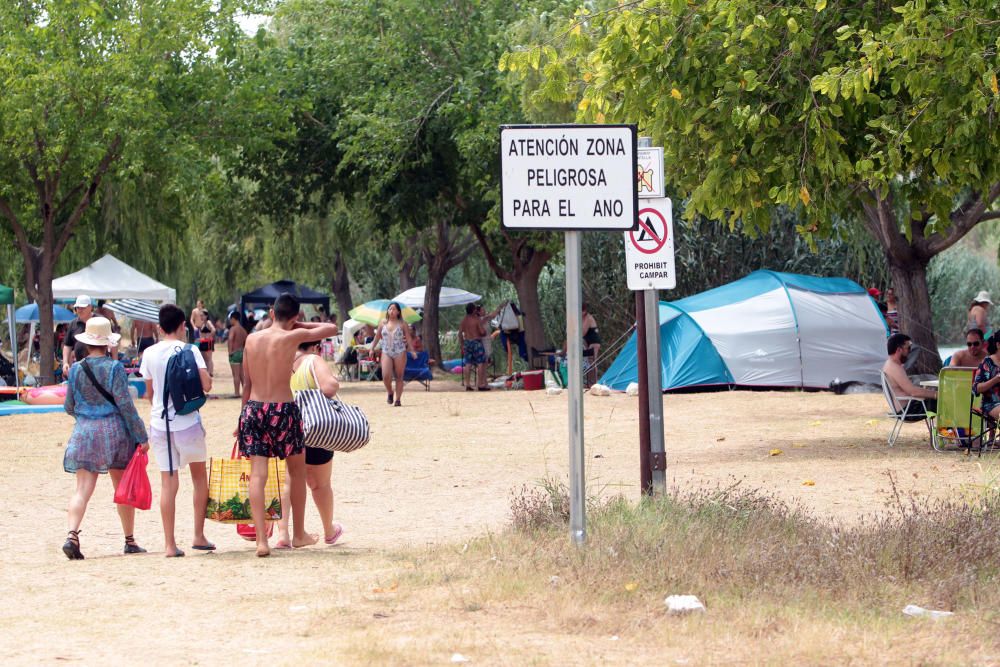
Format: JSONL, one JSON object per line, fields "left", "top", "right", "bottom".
{"left": 463, "top": 339, "right": 486, "bottom": 365}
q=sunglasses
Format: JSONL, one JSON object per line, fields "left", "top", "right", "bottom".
{"left": 968, "top": 341, "right": 983, "bottom": 347}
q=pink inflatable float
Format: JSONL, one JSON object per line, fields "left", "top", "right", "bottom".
{"left": 24, "top": 384, "right": 67, "bottom": 405}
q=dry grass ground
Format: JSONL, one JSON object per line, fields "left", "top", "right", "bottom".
{"left": 0, "top": 363, "right": 997, "bottom": 665}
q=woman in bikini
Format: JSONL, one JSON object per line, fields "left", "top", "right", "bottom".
{"left": 370, "top": 302, "right": 417, "bottom": 406}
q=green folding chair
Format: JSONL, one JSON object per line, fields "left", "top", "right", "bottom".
{"left": 932, "top": 366, "right": 980, "bottom": 452}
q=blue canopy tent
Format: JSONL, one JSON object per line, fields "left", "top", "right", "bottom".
{"left": 600, "top": 271, "right": 888, "bottom": 391}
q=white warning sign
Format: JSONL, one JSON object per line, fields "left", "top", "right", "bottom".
{"left": 624, "top": 198, "right": 675, "bottom": 290}
{"left": 500, "top": 124, "right": 638, "bottom": 231}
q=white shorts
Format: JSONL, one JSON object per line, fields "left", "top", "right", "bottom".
{"left": 150, "top": 422, "right": 207, "bottom": 472}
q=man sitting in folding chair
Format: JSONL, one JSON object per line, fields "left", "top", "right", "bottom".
{"left": 881, "top": 333, "right": 938, "bottom": 446}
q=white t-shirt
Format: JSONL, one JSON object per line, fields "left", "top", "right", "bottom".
{"left": 139, "top": 340, "right": 207, "bottom": 431}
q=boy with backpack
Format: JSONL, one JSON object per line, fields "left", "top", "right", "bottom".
{"left": 139, "top": 304, "right": 214, "bottom": 557}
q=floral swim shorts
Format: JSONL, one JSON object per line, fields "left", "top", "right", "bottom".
{"left": 463, "top": 339, "right": 486, "bottom": 365}
{"left": 238, "top": 400, "right": 304, "bottom": 459}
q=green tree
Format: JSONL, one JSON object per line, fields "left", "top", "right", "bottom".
{"left": 246, "top": 0, "right": 540, "bottom": 362}
{"left": 0, "top": 1, "right": 263, "bottom": 382}
{"left": 506, "top": 0, "right": 1000, "bottom": 373}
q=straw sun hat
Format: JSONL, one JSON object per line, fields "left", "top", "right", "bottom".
{"left": 75, "top": 317, "right": 121, "bottom": 347}
{"left": 974, "top": 290, "right": 993, "bottom": 305}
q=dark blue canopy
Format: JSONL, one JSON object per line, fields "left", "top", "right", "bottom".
{"left": 239, "top": 280, "right": 330, "bottom": 323}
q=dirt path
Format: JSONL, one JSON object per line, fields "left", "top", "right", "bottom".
{"left": 0, "top": 367, "right": 985, "bottom": 664}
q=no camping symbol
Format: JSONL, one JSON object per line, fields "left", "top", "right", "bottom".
{"left": 629, "top": 208, "right": 668, "bottom": 255}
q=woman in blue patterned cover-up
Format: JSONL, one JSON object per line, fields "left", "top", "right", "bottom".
{"left": 62, "top": 317, "right": 149, "bottom": 560}
{"left": 973, "top": 333, "right": 1000, "bottom": 419}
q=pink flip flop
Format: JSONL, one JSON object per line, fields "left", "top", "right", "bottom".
{"left": 273, "top": 540, "right": 293, "bottom": 550}
{"left": 325, "top": 523, "right": 344, "bottom": 546}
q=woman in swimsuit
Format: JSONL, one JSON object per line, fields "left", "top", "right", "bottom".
{"left": 370, "top": 302, "right": 416, "bottom": 406}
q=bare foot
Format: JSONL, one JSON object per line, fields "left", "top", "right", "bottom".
{"left": 292, "top": 533, "right": 318, "bottom": 548}
{"left": 256, "top": 544, "right": 270, "bottom": 558}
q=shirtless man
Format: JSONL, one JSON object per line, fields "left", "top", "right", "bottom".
{"left": 239, "top": 293, "right": 338, "bottom": 556}
{"left": 132, "top": 318, "right": 158, "bottom": 358}
{"left": 227, "top": 312, "right": 248, "bottom": 398}
{"left": 459, "top": 303, "right": 489, "bottom": 391}
{"left": 882, "top": 333, "right": 937, "bottom": 413}
{"left": 190, "top": 299, "right": 208, "bottom": 332}
{"left": 949, "top": 328, "right": 987, "bottom": 368}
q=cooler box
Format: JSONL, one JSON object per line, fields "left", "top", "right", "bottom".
{"left": 129, "top": 378, "right": 146, "bottom": 399}
{"left": 522, "top": 370, "right": 544, "bottom": 391}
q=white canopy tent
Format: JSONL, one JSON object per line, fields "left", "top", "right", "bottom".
{"left": 52, "top": 254, "right": 176, "bottom": 302}
{"left": 392, "top": 285, "right": 481, "bottom": 309}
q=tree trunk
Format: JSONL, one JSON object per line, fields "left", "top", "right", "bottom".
{"left": 887, "top": 261, "right": 940, "bottom": 375}
{"left": 511, "top": 252, "right": 549, "bottom": 352}
{"left": 330, "top": 250, "right": 353, "bottom": 325}
{"left": 416, "top": 218, "right": 477, "bottom": 365}
{"left": 467, "top": 221, "right": 552, "bottom": 352}
{"left": 860, "top": 190, "right": 942, "bottom": 376}
{"left": 422, "top": 264, "right": 445, "bottom": 364}
{"left": 33, "top": 259, "right": 57, "bottom": 385}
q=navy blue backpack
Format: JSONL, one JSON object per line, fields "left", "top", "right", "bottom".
{"left": 162, "top": 344, "right": 207, "bottom": 473}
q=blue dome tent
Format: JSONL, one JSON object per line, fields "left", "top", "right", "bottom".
{"left": 600, "top": 271, "right": 888, "bottom": 391}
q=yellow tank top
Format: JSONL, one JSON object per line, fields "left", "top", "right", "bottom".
{"left": 290, "top": 355, "right": 319, "bottom": 392}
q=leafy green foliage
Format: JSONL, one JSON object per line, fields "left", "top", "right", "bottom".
{"left": 505, "top": 0, "right": 1000, "bottom": 235}
{"left": 504, "top": 0, "right": 1000, "bottom": 371}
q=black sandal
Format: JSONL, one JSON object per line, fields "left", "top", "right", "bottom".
{"left": 123, "top": 534, "right": 147, "bottom": 555}
{"left": 62, "top": 530, "right": 84, "bottom": 560}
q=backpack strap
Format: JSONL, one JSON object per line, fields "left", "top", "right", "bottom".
{"left": 81, "top": 360, "right": 117, "bottom": 407}
{"left": 161, "top": 344, "right": 185, "bottom": 477}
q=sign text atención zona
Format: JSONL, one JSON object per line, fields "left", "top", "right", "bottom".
{"left": 509, "top": 135, "right": 627, "bottom": 218}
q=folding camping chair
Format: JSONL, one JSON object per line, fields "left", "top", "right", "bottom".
{"left": 403, "top": 351, "right": 433, "bottom": 391}
{"left": 880, "top": 370, "right": 935, "bottom": 447}
{"left": 931, "top": 367, "right": 979, "bottom": 452}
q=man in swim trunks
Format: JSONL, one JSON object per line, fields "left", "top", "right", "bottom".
{"left": 227, "top": 311, "right": 248, "bottom": 398}
{"left": 132, "top": 318, "right": 158, "bottom": 358}
{"left": 459, "top": 303, "right": 489, "bottom": 391}
{"left": 239, "top": 293, "right": 338, "bottom": 557}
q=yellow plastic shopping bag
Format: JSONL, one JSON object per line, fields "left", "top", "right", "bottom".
{"left": 206, "top": 443, "right": 286, "bottom": 524}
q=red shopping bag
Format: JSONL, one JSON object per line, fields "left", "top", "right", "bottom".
{"left": 114, "top": 448, "right": 152, "bottom": 510}
{"left": 230, "top": 442, "right": 275, "bottom": 542}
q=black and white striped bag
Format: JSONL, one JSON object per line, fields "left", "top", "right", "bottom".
{"left": 294, "top": 358, "right": 371, "bottom": 453}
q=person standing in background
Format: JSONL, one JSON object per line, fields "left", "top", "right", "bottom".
{"left": 62, "top": 295, "right": 94, "bottom": 378}
{"left": 132, "top": 318, "right": 158, "bottom": 358}
{"left": 96, "top": 300, "right": 120, "bottom": 334}
{"left": 227, "top": 311, "right": 248, "bottom": 398}
{"left": 968, "top": 291, "right": 992, "bottom": 335}
{"left": 885, "top": 287, "right": 900, "bottom": 334}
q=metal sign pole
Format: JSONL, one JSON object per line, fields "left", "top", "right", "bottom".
{"left": 643, "top": 289, "right": 666, "bottom": 492}
{"left": 635, "top": 292, "right": 652, "bottom": 494}
{"left": 565, "top": 230, "right": 586, "bottom": 545}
